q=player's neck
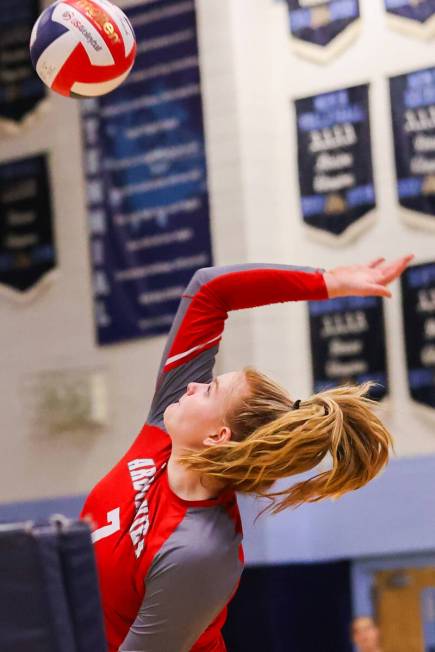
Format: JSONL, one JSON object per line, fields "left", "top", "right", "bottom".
{"left": 166, "top": 452, "right": 226, "bottom": 501}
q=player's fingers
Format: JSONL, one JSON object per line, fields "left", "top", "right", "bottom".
{"left": 364, "top": 284, "right": 392, "bottom": 298}
{"left": 400, "top": 253, "right": 415, "bottom": 270}
{"left": 369, "top": 257, "right": 386, "bottom": 269}
{"left": 379, "top": 255, "right": 414, "bottom": 284}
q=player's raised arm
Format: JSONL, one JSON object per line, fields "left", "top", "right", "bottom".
{"left": 146, "top": 255, "right": 413, "bottom": 427}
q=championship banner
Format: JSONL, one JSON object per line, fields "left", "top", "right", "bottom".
{"left": 295, "top": 85, "right": 376, "bottom": 244}
{"left": 390, "top": 67, "right": 435, "bottom": 231}
{"left": 81, "top": 0, "right": 212, "bottom": 346}
{"left": 385, "top": 0, "right": 435, "bottom": 39}
{"left": 400, "top": 262, "right": 435, "bottom": 413}
{"left": 286, "top": 0, "right": 361, "bottom": 63}
{"left": 308, "top": 296, "right": 388, "bottom": 401}
{"left": 0, "top": 154, "right": 57, "bottom": 301}
{"left": 0, "top": 0, "right": 48, "bottom": 134}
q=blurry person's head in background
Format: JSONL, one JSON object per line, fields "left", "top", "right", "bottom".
{"left": 351, "top": 616, "right": 382, "bottom": 652}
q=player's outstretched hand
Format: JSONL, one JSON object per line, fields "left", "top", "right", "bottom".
{"left": 324, "top": 255, "right": 414, "bottom": 299}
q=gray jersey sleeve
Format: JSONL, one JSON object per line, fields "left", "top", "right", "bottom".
{"left": 119, "top": 507, "right": 243, "bottom": 652}
{"left": 147, "top": 263, "right": 322, "bottom": 426}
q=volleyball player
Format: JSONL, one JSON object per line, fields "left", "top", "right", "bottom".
{"left": 81, "top": 255, "right": 412, "bottom": 652}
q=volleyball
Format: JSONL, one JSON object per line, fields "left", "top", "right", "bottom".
{"left": 30, "top": 0, "right": 137, "bottom": 98}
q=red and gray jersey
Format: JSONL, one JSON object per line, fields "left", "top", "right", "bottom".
{"left": 81, "top": 263, "right": 328, "bottom": 652}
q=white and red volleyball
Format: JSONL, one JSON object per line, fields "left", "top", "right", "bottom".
{"left": 30, "top": 0, "right": 136, "bottom": 98}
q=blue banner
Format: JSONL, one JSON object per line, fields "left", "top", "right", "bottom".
{"left": 401, "top": 262, "right": 435, "bottom": 410}
{"left": 390, "top": 68, "right": 435, "bottom": 228}
{"left": 385, "top": 0, "right": 435, "bottom": 31}
{"left": 308, "top": 296, "right": 388, "bottom": 400}
{"left": 287, "top": 0, "right": 360, "bottom": 60}
{"left": 0, "top": 0, "right": 46, "bottom": 124}
{"left": 295, "top": 85, "right": 376, "bottom": 241}
{"left": 81, "top": 0, "right": 212, "bottom": 346}
{"left": 0, "top": 154, "right": 56, "bottom": 296}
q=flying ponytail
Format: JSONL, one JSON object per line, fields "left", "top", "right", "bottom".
{"left": 179, "top": 368, "right": 393, "bottom": 513}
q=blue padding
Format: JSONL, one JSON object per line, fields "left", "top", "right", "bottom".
{"left": 0, "top": 518, "right": 107, "bottom": 652}
{"left": 0, "top": 522, "right": 76, "bottom": 652}
{"left": 34, "top": 524, "right": 77, "bottom": 652}
{"left": 57, "top": 520, "right": 107, "bottom": 652}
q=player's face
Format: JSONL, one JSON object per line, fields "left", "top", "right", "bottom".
{"left": 352, "top": 618, "right": 380, "bottom": 650}
{"left": 164, "top": 371, "right": 248, "bottom": 450}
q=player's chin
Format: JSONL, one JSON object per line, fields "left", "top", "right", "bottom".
{"left": 163, "top": 402, "right": 179, "bottom": 430}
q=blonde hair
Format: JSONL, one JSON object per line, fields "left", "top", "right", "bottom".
{"left": 180, "top": 367, "right": 393, "bottom": 514}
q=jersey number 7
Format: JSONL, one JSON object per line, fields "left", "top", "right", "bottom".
{"left": 91, "top": 508, "right": 121, "bottom": 543}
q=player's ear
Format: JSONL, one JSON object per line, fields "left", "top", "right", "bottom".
{"left": 203, "top": 426, "right": 232, "bottom": 447}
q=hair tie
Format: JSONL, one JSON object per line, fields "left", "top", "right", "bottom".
{"left": 292, "top": 399, "right": 302, "bottom": 410}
